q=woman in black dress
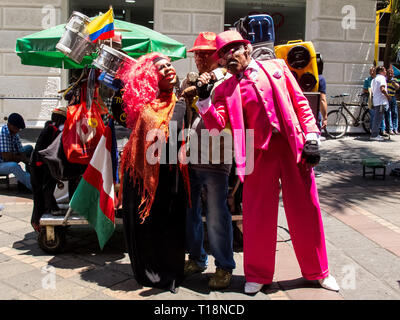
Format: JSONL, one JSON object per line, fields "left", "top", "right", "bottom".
{"left": 119, "top": 53, "right": 189, "bottom": 293}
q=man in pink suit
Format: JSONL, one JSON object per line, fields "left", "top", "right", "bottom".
{"left": 196, "top": 30, "right": 339, "bottom": 294}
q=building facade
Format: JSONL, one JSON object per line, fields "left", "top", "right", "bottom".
{"left": 0, "top": 0, "right": 376, "bottom": 127}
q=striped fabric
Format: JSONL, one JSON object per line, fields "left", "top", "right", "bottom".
{"left": 387, "top": 78, "right": 399, "bottom": 96}
{"left": 0, "top": 125, "right": 23, "bottom": 162}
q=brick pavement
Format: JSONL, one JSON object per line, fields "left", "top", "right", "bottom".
{"left": 0, "top": 133, "right": 399, "bottom": 301}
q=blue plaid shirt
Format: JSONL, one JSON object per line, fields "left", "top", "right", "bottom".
{"left": 0, "top": 124, "right": 23, "bottom": 162}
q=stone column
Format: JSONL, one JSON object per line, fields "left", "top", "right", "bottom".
{"left": 153, "top": 0, "right": 225, "bottom": 79}
{"left": 305, "top": 0, "right": 376, "bottom": 102}
{"left": 0, "top": 0, "right": 68, "bottom": 127}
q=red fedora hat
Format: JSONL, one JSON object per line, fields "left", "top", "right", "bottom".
{"left": 188, "top": 32, "right": 217, "bottom": 52}
{"left": 213, "top": 30, "right": 250, "bottom": 59}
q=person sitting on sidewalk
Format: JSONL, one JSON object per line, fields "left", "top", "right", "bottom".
{"left": 0, "top": 113, "right": 33, "bottom": 190}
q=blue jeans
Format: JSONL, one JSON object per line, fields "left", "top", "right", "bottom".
{"left": 388, "top": 96, "right": 399, "bottom": 131}
{"left": 371, "top": 105, "right": 387, "bottom": 137}
{"left": 186, "top": 169, "right": 235, "bottom": 271}
{"left": 370, "top": 109, "right": 387, "bottom": 132}
{"left": 0, "top": 145, "right": 33, "bottom": 190}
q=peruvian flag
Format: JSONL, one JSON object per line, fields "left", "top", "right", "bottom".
{"left": 69, "top": 120, "right": 119, "bottom": 249}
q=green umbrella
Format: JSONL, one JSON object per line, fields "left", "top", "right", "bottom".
{"left": 16, "top": 19, "right": 186, "bottom": 69}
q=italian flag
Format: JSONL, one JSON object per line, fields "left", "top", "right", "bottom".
{"left": 69, "top": 121, "right": 117, "bottom": 249}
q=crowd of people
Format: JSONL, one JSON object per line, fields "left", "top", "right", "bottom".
{"left": 363, "top": 64, "right": 400, "bottom": 141}
{"left": 8, "top": 28, "right": 400, "bottom": 296}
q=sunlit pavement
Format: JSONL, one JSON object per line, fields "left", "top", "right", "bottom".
{"left": 0, "top": 131, "right": 399, "bottom": 300}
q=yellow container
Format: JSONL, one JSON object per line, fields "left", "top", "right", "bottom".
{"left": 274, "top": 40, "right": 319, "bottom": 92}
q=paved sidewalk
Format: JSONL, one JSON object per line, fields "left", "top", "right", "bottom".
{"left": 0, "top": 132, "right": 399, "bottom": 300}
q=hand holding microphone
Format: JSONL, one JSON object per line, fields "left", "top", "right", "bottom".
{"left": 197, "top": 72, "right": 215, "bottom": 100}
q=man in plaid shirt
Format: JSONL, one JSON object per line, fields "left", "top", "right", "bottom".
{"left": 0, "top": 113, "right": 33, "bottom": 190}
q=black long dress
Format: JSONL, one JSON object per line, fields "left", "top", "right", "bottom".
{"left": 122, "top": 100, "right": 187, "bottom": 292}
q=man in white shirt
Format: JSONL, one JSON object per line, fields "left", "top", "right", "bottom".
{"left": 370, "top": 66, "right": 390, "bottom": 141}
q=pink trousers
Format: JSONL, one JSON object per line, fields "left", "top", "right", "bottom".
{"left": 242, "top": 133, "right": 329, "bottom": 284}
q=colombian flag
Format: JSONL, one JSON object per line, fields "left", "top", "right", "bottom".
{"left": 86, "top": 8, "right": 114, "bottom": 43}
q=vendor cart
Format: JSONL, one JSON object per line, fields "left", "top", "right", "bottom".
{"left": 16, "top": 12, "right": 187, "bottom": 253}
{"left": 38, "top": 208, "right": 124, "bottom": 253}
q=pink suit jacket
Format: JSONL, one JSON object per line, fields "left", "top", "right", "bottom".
{"left": 201, "top": 58, "right": 319, "bottom": 182}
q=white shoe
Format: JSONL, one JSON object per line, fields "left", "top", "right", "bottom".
{"left": 318, "top": 275, "right": 340, "bottom": 291}
{"left": 370, "top": 135, "right": 384, "bottom": 141}
{"left": 244, "top": 282, "right": 263, "bottom": 294}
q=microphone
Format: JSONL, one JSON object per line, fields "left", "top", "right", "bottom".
{"left": 186, "top": 71, "right": 199, "bottom": 85}
{"left": 196, "top": 68, "right": 226, "bottom": 88}
{"left": 186, "top": 71, "right": 207, "bottom": 88}
{"left": 197, "top": 79, "right": 211, "bottom": 88}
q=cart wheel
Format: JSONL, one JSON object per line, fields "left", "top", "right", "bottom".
{"left": 38, "top": 226, "right": 66, "bottom": 254}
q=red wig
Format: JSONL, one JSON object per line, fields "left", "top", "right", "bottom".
{"left": 118, "top": 52, "right": 170, "bottom": 129}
